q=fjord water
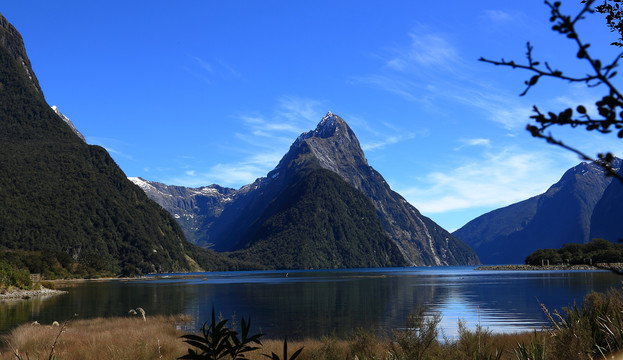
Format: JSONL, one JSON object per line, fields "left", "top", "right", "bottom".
{"left": 1, "top": 267, "right": 621, "bottom": 338}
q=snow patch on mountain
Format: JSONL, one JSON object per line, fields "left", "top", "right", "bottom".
{"left": 51, "top": 105, "right": 86, "bottom": 143}
{"left": 129, "top": 177, "right": 157, "bottom": 192}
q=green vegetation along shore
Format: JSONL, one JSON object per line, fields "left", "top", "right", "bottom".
{"left": 524, "top": 239, "right": 623, "bottom": 267}
{"left": 476, "top": 263, "right": 623, "bottom": 271}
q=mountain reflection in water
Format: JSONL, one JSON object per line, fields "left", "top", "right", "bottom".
{"left": 1, "top": 267, "right": 620, "bottom": 338}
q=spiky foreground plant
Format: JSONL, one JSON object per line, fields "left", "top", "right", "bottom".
{"left": 179, "top": 307, "right": 262, "bottom": 360}
{"left": 262, "top": 339, "right": 303, "bottom": 360}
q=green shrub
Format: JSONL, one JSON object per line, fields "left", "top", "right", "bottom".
{"left": 39, "top": 280, "right": 56, "bottom": 290}
{"left": 454, "top": 320, "right": 502, "bottom": 360}
{"left": 525, "top": 238, "right": 623, "bottom": 265}
{"left": 391, "top": 305, "right": 441, "bottom": 360}
{"left": 543, "top": 287, "right": 623, "bottom": 359}
{"left": 348, "top": 328, "right": 379, "bottom": 359}
{"left": 513, "top": 331, "right": 547, "bottom": 360}
{"left": 0, "top": 260, "right": 32, "bottom": 289}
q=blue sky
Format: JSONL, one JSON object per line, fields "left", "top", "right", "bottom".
{"left": 3, "top": 1, "right": 623, "bottom": 232}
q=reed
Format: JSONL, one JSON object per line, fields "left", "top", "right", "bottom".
{"left": 0, "top": 316, "right": 569, "bottom": 360}
{"left": 0, "top": 315, "right": 192, "bottom": 360}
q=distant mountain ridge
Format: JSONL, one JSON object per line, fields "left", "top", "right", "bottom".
{"left": 132, "top": 112, "right": 480, "bottom": 268}
{"left": 454, "top": 160, "right": 622, "bottom": 264}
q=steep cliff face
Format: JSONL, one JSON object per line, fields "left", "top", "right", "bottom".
{"left": 0, "top": 13, "right": 41, "bottom": 93}
{"left": 134, "top": 112, "right": 480, "bottom": 267}
{"left": 454, "top": 161, "right": 620, "bottom": 264}
{"left": 0, "top": 13, "right": 202, "bottom": 274}
{"left": 590, "top": 166, "right": 623, "bottom": 243}
{"left": 276, "top": 112, "right": 478, "bottom": 266}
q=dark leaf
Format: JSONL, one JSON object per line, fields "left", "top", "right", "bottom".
{"left": 529, "top": 75, "right": 539, "bottom": 85}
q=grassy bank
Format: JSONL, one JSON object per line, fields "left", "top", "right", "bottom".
{"left": 2, "top": 288, "right": 623, "bottom": 359}
{"left": 0, "top": 315, "right": 534, "bottom": 360}
{"left": 0, "top": 315, "right": 191, "bottom": 360}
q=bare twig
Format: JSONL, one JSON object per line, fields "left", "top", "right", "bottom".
{"left": 48, "top": 314, "right": 76, "bottom": 360}
{"left": 480, "top": 0, "right": 623, "bottom": 182}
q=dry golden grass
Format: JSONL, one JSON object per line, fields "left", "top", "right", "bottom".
{"left": 0, "top": 315, "right": 191, "bottom": 360}
{"left": 0, "top": 315, "right": 560, "bottom": 360}
{"left": 246, "top": 338, "right": 354, "bottom": 360}
{"left": 252, "top": 331, "right": 545, "bottom": 360}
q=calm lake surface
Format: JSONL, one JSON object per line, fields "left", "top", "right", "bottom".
{"left": 1, "top": 266, "right": 622, "bottom": 338}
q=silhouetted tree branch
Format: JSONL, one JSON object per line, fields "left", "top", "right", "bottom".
{"left": 480, "top": 0, "right": 623, "bottom": 182}
{"left": 595, "top": 0, "right": 623, "bottom": 47}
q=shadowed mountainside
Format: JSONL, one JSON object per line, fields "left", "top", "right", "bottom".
{"left": 454, "top": 160, "right": 621, "bottom": 264}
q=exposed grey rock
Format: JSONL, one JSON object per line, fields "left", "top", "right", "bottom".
{"left": 132, "top": 112, "right": 479, "bottom": 266}
{"left": 51, "top": 106, "right": 86, "bottom": 143}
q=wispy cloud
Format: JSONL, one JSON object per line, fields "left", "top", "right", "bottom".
{"left": 87, "top": 136, "right": 134, "bottom": 160}
{"left": 386, "top": 27, "right": 460, "bottom": 73}
{"left": 192, "top": 56, "right": 213, "bottom": 73}
{"left": 163, "top": 95, "right": 426, "bottom": 187}
{"left": 349, "top": 24, "right": 595, "bottom": 223}
{"left": 166, "top": 162, "right": 268, "bottom": 188}
{"left": 341, "top": 114, "right": 423, "bottom": 151}
{"left": 362, "top": 133, "right": 415, "bottom": 151}
{"left": 187, "top": 56, "right": 241, "bottom": 84}
{"left": 354, "top": 74, "right": 425, "bottom": 104}
{"left": 235, "top": 96, "right": 325, "bottom": 147}
{"left": 481, "top": 10, "right": 514, "bottom": 24}
{"left": 164, "top": 96, "right": 326, "bottom": 188}
{"left": 454, "top": 138, "right": 491, "bottom": 150}
{"left": 355, "top": 26, "right": 539, "bottom": 134}
{"left": 399, "top": 145, "right": 568, "bottom": 213}
{"left": 276, "top": 96, "right": 324, "bottom": 124}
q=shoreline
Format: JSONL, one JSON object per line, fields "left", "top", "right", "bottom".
{"left": 0, "top": 287, "right": 68, "bottom": 301}
{"left": 475, "top": 263, "right": 623, "bottom": 271}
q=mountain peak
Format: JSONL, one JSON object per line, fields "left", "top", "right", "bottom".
{"left": 0, "top": 12, "right": 42, "bottom": 94}
{"left": 295, "top": 111, "right": 352, "bottom": 144}
{"left": 134, "top": 111, "right": 480, "bottom": 267}
{"left": 284, "top": 112, "right": 368, "bottom": 178}
{"left": 315, "top": 111, "right": 348, "bottom": 138}
{"left": 317, "top": 111, "right": 337, "bottom": 129}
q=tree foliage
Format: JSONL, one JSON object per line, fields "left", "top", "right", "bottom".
{"left": 230, "top": 168, "right": 407, "bottom": 269}
{"left": 595, "top": 0, "right": 623, "bottom": 47}
{"left": 0, "top": 259, "right": 32, "bottom": 290}
{"left": 480, "top": 0, "right": 623, "bottom": 182}
{"left": 525, "top": 238, "right": 623, "bottom": 265}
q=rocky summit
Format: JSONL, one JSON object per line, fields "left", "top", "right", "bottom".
{"left": 132, "top": 112, "right": 480, "bottom": 268}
